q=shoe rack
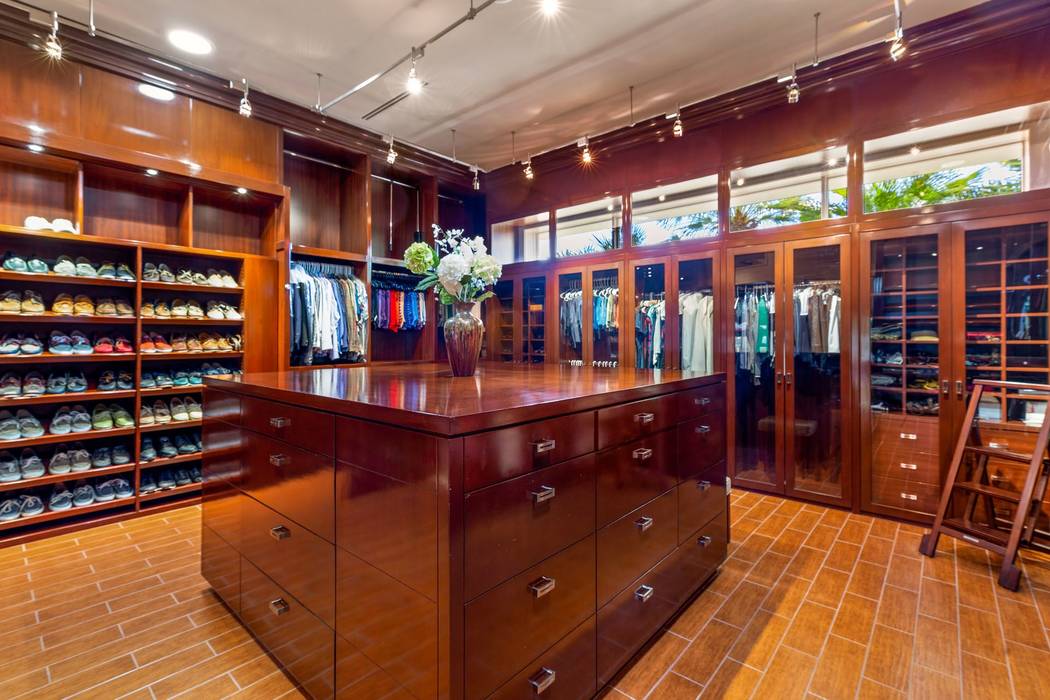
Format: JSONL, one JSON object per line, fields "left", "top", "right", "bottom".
{"left": 0, "top": 143, "right": 281, "bottom": 546}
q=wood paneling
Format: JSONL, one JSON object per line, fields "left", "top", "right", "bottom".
{"left": 0, "top": 39, "right": 80, "bottom": 137}
{"left": 0, "top": 158, "right": 76, "bottom": 227}
{"left": 189, "top": 100, "right": 281, "bottom": 184}
{"left": 286, "top": 155, "right": 342, "bottom": 250}
{"left": 83, "top": 165, "right": 187, "bottom": 243}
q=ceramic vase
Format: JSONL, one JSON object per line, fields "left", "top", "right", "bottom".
{"left": 444, "top": 302, "right": 484, "bottom": 376}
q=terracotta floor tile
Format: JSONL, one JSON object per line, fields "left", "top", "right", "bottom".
{"left": 789, "top": 510, "right": 822, "bottom": 533}
{"left": 782, "top": 601, "right": 835, "bottom": 656}
{"left": 838, "top": 519, "right": 871, "bottom": 545}
{"left": 804, "top": 525, "right": 840, "bottom": 550}
{"left": 705, "top": 563, "right": 748, "bottom": 597}
{"left": 752, "top": 646, "right": 817, "bottom": 700}
{"left": 832, "top": 593, "right": 878, "bottom": 645}
{"left": 999, "top": 598, "right": 1049, "bottom": 650}
{"left": 807, "top": 635, "right": 866, "bottom": 700}
{"left": 713, "top": 581, "right": 768, "bottom": 628}
{"left": 875, "top": 585, "right": 919, "bottom": 634}
{"left": 786, "top": 546, "right": 827, "bottom": 580}
{"left": 167, "top": 673, "right": 240, "bottom": 700}
{"left": 697, "top": 659, "right": 761, "bottom": 700}
{"left": 848, "top": 561, "right": 888, "bottom": 601}
{"left": 806, "top": 567, "right": 850, "bottom": 609}
{"left": 857, "top": 678, "right": 905, "bottom": 699}
{"left": 672, "top": 619, "right": 741, "bottom": 686}
{"left": 957, "top": 605, "right": 1006, "bottom": 663}
{"left": 863, "top": 625, "right": 914, "bottom": 691}
{"left": 885, "top": 554, "right": 922, "bottom": 592}
{"left": 919, "top": 576, "right": 959, "bottom": 622}
{"left": 909, "top": 664, "right": 961, "bottom": 699}
{"left": 745, "top": 550, "right": 791, "bottom": 588}
{"left": 733, "top": 533, "right": 775, "bottom": 563}
{"left": 669, "top": 591, "right": 726, "bottom": 640}
{"left": 825, "top": 541, "right": 862, "bottom": 573}
{"left": 728, "top": 609, "right": 791, "bottom": 671}
{"left": 819, "top": 509, "right": 849, "bottom": 528}
{"left": 1006, "top": 641, "right": 1050, "bottom": 700}
{"left": 924, "top": 550, "right": 958, "bottom": 584}
{"left": 956, "top": 570, "right": 997, "bottom": 610}
{"left": 755, "top": 513, "right": 794, "bottom": 539}
{"left": 613, "top": 632, "right": 688, "bottom": 698}
{"left": 869, "top": 518, "right": 899, "bottom": 540}
{"left": 961, "top": 653, "right": 1012, "bottom": 700}
{"left": 913, "top": 615, "right": 960, "bottom": 677}
{"left": 860, "top": 536, "right": 894, "bottom": 567}
{"left": 769, "top": 527, "right": 808, "bottom": 557}
{"left": 761, "top": 574, "right": 810, "bottom": 619}
{"left": 893, "top": 531, "right": 923, "bottom": 559}
{"left": 646, "top": 672, "right": 702, "bottom": 700}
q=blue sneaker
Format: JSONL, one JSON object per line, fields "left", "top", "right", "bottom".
{"left": 72, "top": 483, "right": 95, "bottom": 507}
{"left": 93, "top": 479, "right": 115, "bottom": 502}
{"left": 0, "top": 498, "right": 20, "bottom": 520}
{"left": 2, "top": 254, "right": 27, "bottom": 273}
{"left": 49, "top": 485, "right": 73, "bottom": 511}
{"left": 18, "top": 494, "right": 44, "bottom": 517}
{"left": 140, "top": 372, "right": 156, "bottom": 389}
{"left": 0, "top": 451, "right": 18, "bottom": 482}
{"left": 140, "top": 472, "right": 157, "bottom": 494}
{"left": 108, "top": 478, "right": 133, "bottom": 499}
{"left": 157, "top": 470, "right": 176, "bottom": 489}
{"left": 19, "top": 448, "right": 44, "bottom": 478}
{"left": 140, "top": 438, "right": 156, "bottom": 462}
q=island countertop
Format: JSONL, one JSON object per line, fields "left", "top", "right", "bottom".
{"left": 206, "top": 361, "right": 723, "bottom": 435}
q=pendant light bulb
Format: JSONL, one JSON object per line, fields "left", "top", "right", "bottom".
{"left": 406, "top": 60, "right": 423, "bottom": 95}
{"left": 472, "top": 168, "right": 480, "bottom": 191}
{"left": 43, "top": 11, "right": 62, "bottom": 61}
{"left": 786, "top": 67, "right": 800, "bottom": 105}
{"left": 582, "top": 146, "right": 591, "bottom": 164}
{"left": 238, "top": 79, "right": 252, "bottom": 118}
{"left": 672, "top": 105, "right": 684, "bottom": 138}
{"left": 523, "top": 159, "right": 534, "bottom": 180}
{"left": 386, "top": 140, "right": 398, "bottom": 165}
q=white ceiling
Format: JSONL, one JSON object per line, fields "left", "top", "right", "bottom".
{"left": 19, "top": 0, "right": 982, "bottom": 169}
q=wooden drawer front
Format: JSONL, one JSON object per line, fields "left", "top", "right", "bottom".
{"left": 466, "top": 454, "right": 596, "bottom": 601}
{"left": 597, "top": 429, "right": 677, "bottom": 528}
{"left": 677, "top": 414, "right": 726, "bottom": 479}
{"left": 672, "top": 510, "right": 729, "bottom": 603}
{"left": 597, "top": 394, "right": 677, "bottom": 451}
{"left": 676, "top": 384, "right": 724, "bottom": 422}
{"left": 337, "top": 460, "right": 437, "bottom": 601}
{"left": 679, "top": 461, "right": 728, "bottom": 544}
{"left": 490, "top": 616, "right": 596, "bottom": 700}
{"left": 244, "top": 433, "right": 334, "bottom": 542}
{"left": 463, "top": 411, "right": 595, "bottom": 491}
{"left": 202, "top": 525, "right": 240, "bottom": 615}
{"left": 597, "top": 489, "right": 677, "bottom": 606}
{"left": 596, "top": 554, "right": 680, "bottom": 686}
{"left": 335, "top": 636, "right": 415, "bottom": 700}
{"left": 871, "top": 475, "right": 941, "bottom": 515}
{"left": 202, "top": 421, "right": 245, "bottom": 488}
{"left": 202, "top": 473, "right": 242, "bottom": 550}
{"left": 242, "top": 395, "right": 334, "bottom": 456}
{"left": 336, "top": 550, "right": 437, "bottom": 700}
{"left": 240, "top": 559, "right": 335, "bottom": 700}
{"left": 976, "top": 426, "right": 1038, "bottom": 455}
{"left": 465, "top": 535, "right": 596, "bottom": 699}
{"left": 872, "top": 413, "right": 938, "bottom": 454}
{"left": 241, "top": 496, "right": 336, "bottom": 627}
{"left": 871, "top": 447, "right": 940, "bottom": 482}
{"left": 203, "top": 388, "right": 241, "bottom": 424}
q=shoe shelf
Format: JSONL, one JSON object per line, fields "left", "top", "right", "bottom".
{"left": 0, "top": 463, "right": 135, "bottom": 495}
{"left": 0, "top": 426, "right": 137, "bottom": 450}
{"left": 139, "top": 419, "right": 203, "bottom": 434}
{"left": 139, "top": 385, "right": 203, "bottom": 397}
{"left": 0, "top": 313, "right": 136, "bottom": 324}
{"left": 0, "top": 271, "right": 136, "bottom": 288}
{"left": 139, "top": 318, "right": 243, "bottom": 326}
{"left": 137, "top": 481, "right": 201, "bottom": 503}
{"left": 140, "top": 281, "right": 244, "bottom": 295}
{"left": 0, "top": 353, "right": 137, "bottom": 363}
{"left": 0, "top": 496, "right": 135, "bottom": 534}
{"left": 0, "top": 389, "right": 137, "bottom": 406}
{"left": 140, "top": 453, "right": 202, "bottom": 469}
{"left": 141, "top": 351, "right": 243, "bottom": 361}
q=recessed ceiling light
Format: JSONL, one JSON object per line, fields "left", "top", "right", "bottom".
{"left": 235, "top": 186, "right": 248, "bottom": 195}
{"left": 138, "top": 83, "right": 175, "bottom": 102}
{"left": 909, "top": 145, "right": 921, "bottom": 156}
{"left": 540, "top": 0, "right": 560, "bottom": 16}
{"left": 145, "top": 168, "right": 159, "bottom": 176}
{"left": 167, "top": 29, "right": 213, "bottom": 55}
{"left": 26, "top": 144, "right": 44, "bottom": 153}
{"left": 27, "top": 124, "right": 45, "bottom": 135}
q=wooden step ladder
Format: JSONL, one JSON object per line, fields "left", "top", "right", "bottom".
{"left": 919, "top": 380, "right": 1050, "bottom": 590}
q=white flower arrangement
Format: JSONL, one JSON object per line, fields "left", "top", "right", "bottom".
{"left": 403, "top": 225, "right": 503, "bottom": 305}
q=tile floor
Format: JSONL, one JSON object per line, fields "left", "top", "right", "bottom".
{"left": 2, "top": 491, "right": 1049, "bottom": 699}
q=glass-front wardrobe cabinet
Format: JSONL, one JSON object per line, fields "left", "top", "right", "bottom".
{"left": 486, "top": 274, "right": 551, "bottom": 364}
{"left": 554, "top": 263, "right": 625, "bottom": 366}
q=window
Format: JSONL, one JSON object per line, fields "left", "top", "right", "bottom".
{"left": 631, "top": 174, "right": 718, "bottom": 245}
{"left": 555, "top": 197, "right": 623, "bottom": 257}
{"left": 729, "top": 147, "right": 848, "bottom": 231}
{"left": 490, "top": 212, "right": 550, "bottom": 264}
{"left": 864, "top": 101, "right": 1050, "bottom": 212}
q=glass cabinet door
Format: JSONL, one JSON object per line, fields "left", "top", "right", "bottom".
{"left": 633, "top": 263, "right": 666, "bottom": 369}
{"left": 786, "top": 242, "right": 847, "bottom": 501}
{"left": 678, "top": 257, "right": 714, "bottom": 373}
{"left": 558, "top": 272, "right": 584, "bottom": 365}
{"left": 492, "top": 279, "right": 515, "bottom": 363}
{"left": 521, "top": 276, "right": 547, "bottom": 364}
{"left": 730, "top": 250, "right": 780, "bottom": 488}
{"left": 591, "top": 267, "right": 621, "bottom": 367}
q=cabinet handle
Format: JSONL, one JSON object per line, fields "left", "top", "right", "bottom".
{"left": 694, "top": 396, "right": 712, "bottom": 406}
{"left": 269, "top": 598, "right": 289, "bottom": 616}
{"left": 899, "top": 463, "right": 918, "bottom": 471}
{"left": 269, "top": 416, "right": 291, "bottom": 429}
{"left": 269, "top": 453, "right": 289, "bottom": 467}
{"left": 695, "top": 425, "right": 711, "bottom": 434}
{"left": 776, "top": 372, "right": 783, "bottom": 386}
{"left": 785, "top": 372, "right": 793, "bottom": 387}
{"left": 635, "top": 516, "right": 654, "bottom": 532}
{"left": 529, "top": 668, "right": 557, "bottom": 694}
{"left": 697, "top": 480, "right": 712, "bottom": 491}
{"left": 634, "top": 412, "right": 655, "bottom": 425}
{"left": 941, "top": 380, "right": 950, "bottom": 396}
{"left": 531, "top": 438, "right": 557, "bottom": 454}
{"left": 531, "top": 485, "right": 556, "bottom": 505}
{"left": 528, "top": 576, "right": 556, "bottom": 598}
{"left": 900, "top": 492, "right": 918, "bottom": 501}
{"left": 635, "top": 584, "right": 654, "bottom": 602}
{"left": 270, "top": 525, "right": 291, "bottom": 541}
{"left": 899, "top": 432, "right": 917, "bottom": 440}
{"left": 956, "top": 380, "right": 964, "bottom": 398}
{"left": 633, "top": 447, "right": 653, "bottom": 461}
{"left": 698, "top": 535, "right": 713, "bottom": 547}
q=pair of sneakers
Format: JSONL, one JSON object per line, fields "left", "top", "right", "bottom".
{"left": 0, "top": 290, "right": 45, "bottom": 315}
{"left": 142, "top": 263, "right": 176, "bottom": 283}
{"left": 48, "top": 478, "right": 134, "bottom": 510}
{"left": 90, "top": 445, "right": 132, "bottom": 468}
{"left": 0, "top": 335, "right": 43, "bottom": 356}
{"left": 86, "top": 405, "right": 135, "bottom": 431}
{"left": 206, "top": 302, "right": 243, "bottom": 320}
{"left": 0, "top": 494, "right": 44, "bottom": 520}
{"left": 142, "top": 468, "right": 194, "bottom": 492}
{"left": 91, "top": 336, "right": 134, "bottom": 354}
{"left": 0, "top": 410, "right": 44, "bottom": 440}
{"left": 141, "top": 370, "right": 198, "bottom": 388}
{"left": 0, "top": 448, "right": 45, "bottom": 481}
{"left": 48, "top": 330, "right": 92, "bottom": 356}
{"left": 97, "top": 371, "right": 134, "bottom": 392}
{"left": 47, "top": 444, "right": 92, "bottom": 474}
{"left": 141, "top": 299, "right": 204, "bottom": 319}
{"left": 0, "top": 372, "right": 46, "bottom": 397}
{"left": 206, "top": 269, "right": 239, "bottom": 288}
{"left": 47, "top": 372, "right": 89, "bottom": 394}
{"left": 48, "top": 406, "right": 91, "bottom": 435}
{"left": 53, "top": 256, "right": 101, "bottom": 278}
{"left": 2, "top": 252, "right": 48, "bottom": 274}
{"left": 140, "top": 333, "right": 173, "bottom": 353}
{"left": 139, "top": 433, "right": 200, "bottom": 461}
{"left": 140, "top": 398, "right": 201, "bottom": 425}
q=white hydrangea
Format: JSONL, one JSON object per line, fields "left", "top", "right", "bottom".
{"left": 467, "top": 236, "right": 487, "bottom": 254}
{"left": 472, "top": 254, "right": 502, "bottom": 285}
{"left": 437, "top": 253, "right": 470, "bottom": 297}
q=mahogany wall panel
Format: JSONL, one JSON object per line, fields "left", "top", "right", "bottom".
{"left": 190, "top": 100, "right": 281, "bottom": 184}
{"left": 0, "top": 40, "right": 80, "bottom": 137}
{"left": 0, "top": 159, "right": 76, "bottom": 226}
{"left": 286, "top": 155, "right": 342, "bottom": 250}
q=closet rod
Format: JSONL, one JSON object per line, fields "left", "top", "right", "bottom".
{"left": 370, "top": 172, "right": 422, "bottom": 190}
{"left": 284, "top": 150, "right": 365, "bottom": 175}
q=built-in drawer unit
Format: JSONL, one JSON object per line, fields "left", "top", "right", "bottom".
{"left": 597, "top": 393, "right": 678, "bottom": 450}
{"left": 596, "top": 428, "right": 678, "bottom": 527}
{"left": 678, "top": 461, "right": 728, "bottom": 543}
{"left": 242, "top": 395, "right": 335, "bottom": 456}
{"left": 677, "top": 414, "right": 726, "bottom": 478}
{"left": 597, "top": 489, "right": 677, "bottom": 606}
{"left": 489, "top": 616, "right": 597, "bottom": 700}
{"left": 243, "top": 434, "right": 334, "bottom": 541}
{"left": 201, "top": 525, "right": 240, "bottom": 614}
{"left": 676, "top": 384, "right": 724, "bottom": 422}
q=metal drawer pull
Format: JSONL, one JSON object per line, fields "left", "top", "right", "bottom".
{"left": 531, "top": 485, "right": 557, "bottom": 505}
{"left": 694, "top": 396, "right": 712, "bottom": 406}
{"left": 528, "top": 576, "right": 556, "bottom": 599}
{"left": 269, "top": 598, "right": 289, "bottom": 616}
{"left": 270, "top": 525, "right": 291, "bottom": 541}
{"left": 695, "top": 425, "right": 711, "bottom": 434}
{"left": 634, "top": 412, "right": 655, "bottom": 425}
{"left": 698, "top": 535, "right": 713, "bottom": 547}
{"left": 635, "top": 584, "right": 654, "bottom": 602}
{"left": 899, "top": 432, "right": 917, "bottom": 440}
{"left": 899, "top": 463, "right": 918, "bottom": 471}
{"left": 529, "top": 668, "right": 557, "bottom": 694}
{"left": 269, "top": 453, "right": 289, "bottom": 467}
{"left": 269, "top": 416, "right": 291, "bottom": 429}
{"left": 697, "top": 480, "right": 711, "bottom": 491}
{"left": 900, "top": 492, "right": 918, "bottom": 501}
{"left": 635, "top": 516, "right": 654, "bottom": 532}
{"left": 633, "top": 447, "right": 653, "bottom": 461}
{"left": 531, "top": 438, "right": 557, "bottom": 454}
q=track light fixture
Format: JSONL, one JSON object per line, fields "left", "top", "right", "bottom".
{"left": 471, "top": 166, "right": 480, "bottom": 191}
{"left": 812, "top": 11, "right": 821, "bottom": 66}
{"left": 890, "top": 0, "right": 906, "bottom": 61}
{"left": 237, "top": 79, "right": 252, "bottom": 118}
{"left": 406, "top": 49, "right": 424, "bottom": 95}
{"left": 386, "top": 137, "right": 398, "bottom": 165}
{"left": 43, "top": 11, "right": 61, "bottom": 61}
{"left": 523, "top": 159, "right": 534, "bottom": 180}
{"left": 88, "top": 0, "right": 96, "bottom": 37}
{"left": 672, "top": 105, "right": 683, "bottom": 138}
{"left": 786, "top": 65, "right": 800, "bottom": 105}
{"left": 578, "top": 137, "right": 592, "bottom": 164}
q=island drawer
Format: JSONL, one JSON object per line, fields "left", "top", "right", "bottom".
{"left": 240, "top": 559, "right": 335, "bottom": 700}
{"left": 676, "top": 383, "right": 724, "bottom": 422}
{"left": 674, "top": 510, "right": 729, "bottom": 593}
{"left": 596, "top": 429, "right": 677, "bottom": 528}
{"left": 463, "top": 411, "right": 595, "bottom": 491}
{"left": 678, "top": 461, "right": 727, "bottom": 544}
{"left": 241, "top": 395, "right": 335, "bottom": 457}
{"left": 201, "top": 420, "right": 246, "bottom": 487}
{"left": 465, "top": 454, "right": 595, "bottom": 601}
{"left": 202, "top": 525, "right": 240, "bottom": 615}
{"left": 243, "top": 433, "right": 335, "bottom": 542}
{"left": 202, "top": 470, "right": 242, "bottom": 550}
{"left": 202, "top": 388, "right": 242, "bottom": 424}
{"left": 597, "top": 394, "right": 677, "bottom": 451}
{"left": 335, "top": 636, "right": 415, "bottom": 700}
{"left": 465, "top": 535, "right": 595, "bottom": 699}
{"left": 240, "top": 495, "right": 336, "bottom": 628}
{"left": 677, "top": 414, "right": 726, "bottom": 479}
{"left": 489, "top": 615, "right": 597, "bottom": 700}
{"left": 597, "top": 489, "right": 676, "bottom": 607}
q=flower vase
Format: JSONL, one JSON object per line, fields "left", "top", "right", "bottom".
{"left": 444, "top": 302, "right": 484, "bottom": 377}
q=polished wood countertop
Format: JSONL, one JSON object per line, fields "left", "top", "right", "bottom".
{"left": 206, "top": 362, "right": 723, "bottom": 435}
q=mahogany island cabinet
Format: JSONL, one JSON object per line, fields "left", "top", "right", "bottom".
{"left": 201, "top": 362, "right": 727, "bottom": 699}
